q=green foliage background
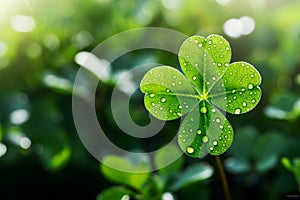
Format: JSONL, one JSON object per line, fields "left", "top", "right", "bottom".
{"left": 0, "top": 0, "right": 300, "bottom": 199}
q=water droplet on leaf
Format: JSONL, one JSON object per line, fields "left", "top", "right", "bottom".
{"left": 202, "top": 136, "right": 209, "bottom": 143}
{"left": 234, "top": 108, "right": 241, "bottom": 114}
{"left": 187, "top": 147, "right": 194, "bottom": 154}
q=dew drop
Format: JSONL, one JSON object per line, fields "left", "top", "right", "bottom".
{"left": 178, "top": 105, "right": 183, "bottom": 109}
{"left": 192, "top": 76, "right": 197, "bottom": 80}
{"left": 242, "top": 102, "right": 247, "bottom": 107}
{"left": 187, "top": 147, "right": 194, "bottom": 154}
{"left": 225, "top": 47, "right": 230, "bottom": 51}
{"left": 210, "top": 147, "right": 214, "bottom": 151}
{"left": 212, "top": 108, "right": 216, "bottom": 113}
{"left": 200, "top": 107, "right": 207, "bottom": 114}
{"left": 251, "top": 74, "right": 255, "bottom": 78}
{"left": 195, "top": 40, "right": 199, "bottom": 44}
{"left": 151, "top": 103, "right": 155, "bottom": 106}
{"left": 233, "top": 96, "right": 237, "bottom": 100}
{"left": 161, "top": 97, "right": 166, "bottom": 103}
{"left": 213, "top": 140, "right": 218, "bottom": 146}
{"left": 234, "top": 108, "right": 241, "bottom": 114}
{"left": 250, "top": 92, "right": 253, "bottom": 95}
{"left": 197, "top": 130, "right": 202, "bottom": 135}
{"left": 219, "top": 125, "right": 224, "bottom": 129}
{"left": 232, "top": 89, "right": 236, "bottom": 94}
{"left": 177, "top": 112, "right": 182, "bottom": 117}
{"left": 169, "top": 109, "right": 173, "bottom": 113}
{"left": 216, "top": 118, "right": 221, "bottom": 123}
{"left": 248, "top": 83, "right": 254, "bottom": 89}
{"left": 149, "top": 93, "right": 155, "bottom": 98}
{"left": 218, "top": 63, "right": 222, "bottom": 67}
{"left": 241, "top": 88, "right": 246, "bottom": 92}
{"left": 166, "top": 89, "right": 170, "bottom": 93}
{"left": 172, "top": 82, "right": 176, "bottom": 86}
{"left": 198, "top": 43, "right": 203, "bottom": 47}
{"left": 251, "top": 99, "right": 256, "bottom": 103}
{"left": 208, "top": 41, "right": 212, "bottom": 45}
{"left": 184, "top": 62, "right": 187, "bottom": 66}
{"left": 159, "top": 107, "right": 163, "bottom": 110}
{"left": 202, "top": 136, "right": 209, "bottom": 143}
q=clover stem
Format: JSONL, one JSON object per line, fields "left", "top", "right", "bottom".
{"left": 215, "top": 156, "right": 231, "bottom": 200}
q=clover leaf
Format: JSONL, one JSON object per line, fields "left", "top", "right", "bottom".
{"left": 140, "top": 35, "right": 262, "bottom": 158}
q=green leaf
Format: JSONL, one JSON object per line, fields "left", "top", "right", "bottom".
{"left": 167, "top": 162, "right": 213, "bottom": 191}
{"left": 281, "top": 157, "right": 293, "bottom": 172}
{"left": 100, "top": 155, "right": 150, "bottom": 190}
{"left": 224, "top": 157, "right": 251, "bottom": 174}
{"left": 154, "top": 144, "right": 184, "bottom": 176}
{"left": 227, "top": 126, "right": 258, "bottom": 160}
{"left": 97, "top": 186, "right": 136, "bottom": 200}
{"left": 140, "top": 66, "right": 198, "bottom": 120}
{"left": 35, "top": 129, "right": 71, "bottom": 171}
{"left": 178, "top": 102, "right": 233, "bottom": 158}
{"left": 211, "top": 62, "right": 262, "bottom": 114}
{"left": 178, "top": 35, "right": 231, "bottom": 93}
{"left": 140, "top": 34, "right": 262, "bottom": 157}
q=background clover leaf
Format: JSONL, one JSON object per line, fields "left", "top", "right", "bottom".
{"left": 140, "top": 34, "right": 262, "bottom": 158}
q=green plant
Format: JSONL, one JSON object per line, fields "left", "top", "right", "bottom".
{"left": 140, "top": 34, "right": 262, "bottom": 157}
{"left": 140, "top": 34, "right": 262, "bottom": 200}
{"left": 97, "top": 145, "right": 213, "bottom": 200}
{"left": 281, "top": 157, "right": 300, "bottom": 191}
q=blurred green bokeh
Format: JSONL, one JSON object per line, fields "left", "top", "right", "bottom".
{"left": 0, "top": 0, "right": 300, "bottom": 199}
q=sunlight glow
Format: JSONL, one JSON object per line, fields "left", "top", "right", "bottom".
{"left": 0, "top": 143, "right": 7, "bottom": 157}
{"left": 10, "top": 15, "right": 35, "bottom": 32}
{"left": 223, "top": 16, "right": 255, "bottom": 38}
{"left": 75, "top": 51, "right": 111, "bottom": 81}
{"left": 10, "top": 109, "right": 30, "bottom": 125}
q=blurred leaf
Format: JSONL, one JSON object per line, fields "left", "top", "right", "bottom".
{"left": 254, "top": 132, "right": 285, "bottom": 172}
{"left": 43, "top": 74, "right": 73, "bottom": 94}
{"left": 224, "top": 157, "right": 251, "bottom": 174}
{"left": 254, "top": 131, "right": 285, "bottom": 159}
{"left": 35, "top": 129, "right": 71, "bottom": 170}
{"left": 167, "top": 163, "right": 213, "bottom": 191}
{"left": 141, "top": 175, "right": 165, "bottom": 200}
{"left": 256, "top": 154, "right": 278, "bottom": 173}
{"left": 281, "top": 157, "right": 293, "bottom": 172}
{"left": 100, "top": 154, "right": 150, "bottom": 190}
{"left": 228, "top": 126, "right": 258, "bottom": 159}
{"left": 282, "top": 157, "right": 300, "bottom": 191}
{"left": 97, "top": 186, "right": 136, "bottom": 200}
{"left": 154, "top": 144, "right": 184, "bottom": 176}
{"left": 0, "top": 119, "right": 3, "bottom": 141}
{"left": 294, "top": 159, "right": 300, "bottom": 191}
{"left": 264, "top": 92, "right": 300, "bottom": 120}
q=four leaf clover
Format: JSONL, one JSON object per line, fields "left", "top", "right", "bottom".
{"left": 140, "top": 35, "right": 262, "bottom": 158}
